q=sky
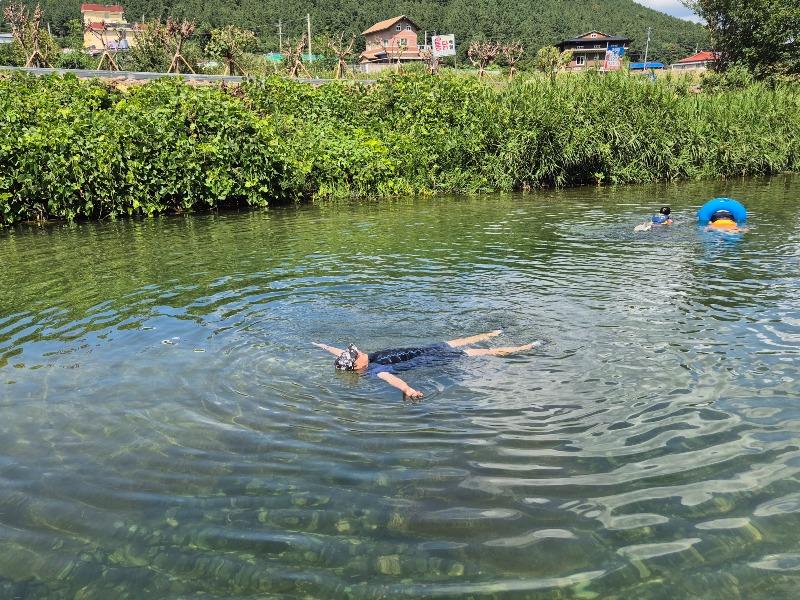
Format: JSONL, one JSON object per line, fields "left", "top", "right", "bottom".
{"left": 634, "top": 0, "right": 703, "bottom": 22}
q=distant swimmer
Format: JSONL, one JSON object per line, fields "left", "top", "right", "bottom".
{"left": 697, "top": 197, "right": 747, "bottom": 233}
{"left": 634, "top": 206, "right": 673, "bottom": 232}
{"left": 706, "top": 210, "right": 743, "bottom": 231}
{"left": 313, "top": 330, "right": 543, "bottom": 399}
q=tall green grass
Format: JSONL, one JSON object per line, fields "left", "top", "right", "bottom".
{"left": 1, "top": 70, "right": 798, "bottom": 224}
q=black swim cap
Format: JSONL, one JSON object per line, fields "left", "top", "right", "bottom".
{"left": 659, "top": 206, "right": 671, "bottom": 215}
{"left": 334, "top": 344, "right": 360, "bottom": 370}
{"left": 710, "top": 210, "right": 733, "bottom": 222}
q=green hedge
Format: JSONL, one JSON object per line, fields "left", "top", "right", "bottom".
{"left": 1, "top": 71, "right": 799, "bottom": 224}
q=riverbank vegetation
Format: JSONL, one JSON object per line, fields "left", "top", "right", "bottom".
{"left": 1, "top": 70, "right": 799, "bottom": 225}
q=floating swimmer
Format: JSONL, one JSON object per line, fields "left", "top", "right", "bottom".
{"left": 634, "top": 206, "right": 673, "bottom": 232}
{"left": 697, "top": 197, "right": 747, "bottom": 232}
{"left": 313, "top": 330, "right": 543, "bottom": 400}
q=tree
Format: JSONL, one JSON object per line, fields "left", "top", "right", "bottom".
{"left": 384, "top": 38, "right": 408, "bottom": 72}
{"left": 129, "top": 20, "right": 173, "bottom": 72}
{"left": 85, "top": 22, "right": 122, "bottom": 71}
{"left": 327, "top": 32, "right": 355, "bottom": 79}
{"left": 467, "top": 41, "right": 500, "bottom": 77}
{"left": 163, "top": 17, "right": 196, "bottom": 74}
{"left": 3, "top": 2, "right": 55, "bottom": 67}
{"left": 502, "top": 41, "right": 524, "bottom": 80}
{"left": 284, "top": 35, "right": 311, "bottom": 78}
{"left": 206, "top": 25, "right": 257, "bottom": 76}
{"left": 420, "top": 48, "right": 439, "bottom": 74}
{"left": 535, "top": 46, "right": 572, "bottom": 80}
{"left": 682, "top": 0, "right": 800, "bottom": 79}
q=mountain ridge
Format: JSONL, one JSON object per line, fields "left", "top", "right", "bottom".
{"left": 33, "top": 0, "right": 708, "bottom": 64}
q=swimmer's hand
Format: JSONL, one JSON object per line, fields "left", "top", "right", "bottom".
{"left": 377, "top": 372, "right": 422, "bottom": 399}
{"left": 313, "top": 342, "right": 345, "bottom": 356}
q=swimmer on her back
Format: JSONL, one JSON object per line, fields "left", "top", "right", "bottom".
{"left": 313, "top": 330, "right": 542, "bottom": 399}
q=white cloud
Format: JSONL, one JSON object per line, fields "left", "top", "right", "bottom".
{"left": 634, "top": 0, "right": 704, "bottom": 22}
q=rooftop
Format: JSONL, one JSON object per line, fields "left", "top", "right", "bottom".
{"left": 630, "top": 61, "right": 665, "bottom": 69}
{"left": 362, "top": 15, "right": 421, "bottom": 36}
{"left": 80, "top": 4, "right": 124, "bottom": 13}
{"left": 675, "top": 50, "right": 719, "bottom": 64}
{"left": 560, "top": 31, "right": 631, "bottom": 43}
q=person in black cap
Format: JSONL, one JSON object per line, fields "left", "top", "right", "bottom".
{"left": 705, "top": 209, "right": 743, "bottom": 231}
{"left": 651, "top": 206, "right": 673, "bottom": 225}
{"left": 635, "top": 206, "right": 673, "bottom": 231}
{"left": 313, "top": 330, "right": 543, "bottom": 399}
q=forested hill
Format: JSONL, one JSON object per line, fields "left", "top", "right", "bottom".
{"left": 34, "top": 0, "right": 707, "bottom": 64}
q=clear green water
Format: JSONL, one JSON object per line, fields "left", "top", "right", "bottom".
{"left": 2, "top": 176, "right": 800, "bottom": 599}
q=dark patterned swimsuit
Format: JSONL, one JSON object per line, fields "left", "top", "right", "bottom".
{"left": 366, "top": 343, "right": 465, "bottom": 376}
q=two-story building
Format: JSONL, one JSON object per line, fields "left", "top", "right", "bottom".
{"left": 81, "top": 3, "right": 138, "bottom": 51}
{"left": 557, "top": 31, "right": 631, "bottom": 71}
{"left": 359, "top": 15, "right": 425, "bottom": 72}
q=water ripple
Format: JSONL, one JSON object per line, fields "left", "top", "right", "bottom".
{"left": 2, "top": 177, "right": 800, "bottom": 598}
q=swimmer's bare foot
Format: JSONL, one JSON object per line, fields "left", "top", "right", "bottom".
{"left": 446, "top": 330, "right": 503, "bottom": 347}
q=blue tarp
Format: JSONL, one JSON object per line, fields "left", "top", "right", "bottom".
{"left": 629, "top": 62, "right": 665, "bottom": 70}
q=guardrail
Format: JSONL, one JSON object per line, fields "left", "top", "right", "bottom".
{"left": 0, "top": 66, "right": 375, "bottom": 85}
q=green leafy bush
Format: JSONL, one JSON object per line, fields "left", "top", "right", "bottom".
{"left": 1, "top": 70, "right": 799, "bottom": 225}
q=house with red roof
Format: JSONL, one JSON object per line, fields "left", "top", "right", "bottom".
{"left": 81, "top": 3, "right": 139, "bottom": 52}
{"left": 670, "top": 51, "right": 719, "bottom": 72}
{"left": 359, "top": 15, "right": 424, "bottom": 73}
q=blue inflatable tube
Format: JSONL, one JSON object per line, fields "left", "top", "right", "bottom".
{"left": 697, "top": 198, "right": 747, "bottom": 225}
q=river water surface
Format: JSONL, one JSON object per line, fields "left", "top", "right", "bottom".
{"left": 2, "top": 176, "right": 800, "bottom": 599}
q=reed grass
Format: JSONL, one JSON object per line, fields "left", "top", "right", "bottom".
{"left": 0, "top": 70, "right": 798, "bottom": 224}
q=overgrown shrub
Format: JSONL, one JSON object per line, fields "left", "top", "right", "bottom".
{"left": 1, "top": 70, "right": 799, "bottom": 225}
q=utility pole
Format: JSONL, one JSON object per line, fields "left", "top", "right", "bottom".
{"left": 306, "top": 13, "right": 311, "bottom": 61}
{"left": 277, "top": 19, "right": 282, "bottom": 53}
{"left": 643, "top": 26, "right": 651, "bottom": 69}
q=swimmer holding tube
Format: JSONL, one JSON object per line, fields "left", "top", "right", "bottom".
{"left": 313, "top": 330, "right": 543, "bottom": 399}
{"left": 698, "top": 198, "right": 748, "bottom": 233}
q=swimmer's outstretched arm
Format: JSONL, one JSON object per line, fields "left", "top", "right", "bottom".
{"left": 377, "top": 372, "right": 423, "bottom": 399}
{"left": 312, "top": 342, "right": 345, "bottom": 356}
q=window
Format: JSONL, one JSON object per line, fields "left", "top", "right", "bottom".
{"left": 395, "top": 25, "right": 401, "bottom": 31}
{"left": 576, "top": 45, "right": 583, "bottom": 49}
{"left": 590, "top": 33, "right": 598, "bottom": 38}
{"left": 383, "top": 39, "right": 388, "bottom": 45}
{"left": 405, "top": 25, "right": 412, "bottom": 30}
{"left": 576, "top": 55, "right": 586, "bottom": 66}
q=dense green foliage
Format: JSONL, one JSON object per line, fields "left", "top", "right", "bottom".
{"left": 684, "top": 0, "right": 799, "bottom": 80}
{"left": 1, "top": 71, "right": 799, "bottom": 225}
{"left": 24, "top": 0, "right": 707, "bottom": 65}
